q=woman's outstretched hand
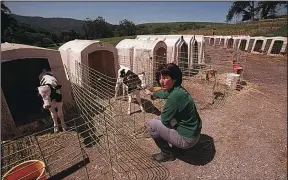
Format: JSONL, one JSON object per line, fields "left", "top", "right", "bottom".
{"left": 145, "top": 89, "right": 158, "bottom": 100}
{"left": 144, "top": 89, "right": 153, "bottom": 96}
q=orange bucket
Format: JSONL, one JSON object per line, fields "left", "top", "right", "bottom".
{"left": 149, "top": 87, "right": 162, "bottom": 92}
{"left": 2, "top": 160, "right": 47, "bottom": 180}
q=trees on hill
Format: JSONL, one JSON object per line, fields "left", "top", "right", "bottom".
{"left": 226, "top": 1, "right": 287, "bottom": 22}
{"left": 226, "top": 1, "right": 256, "bottom": 22}
{"left": 1, "top": 1, "right": 17, "bottom": 41}
{"left": 82, "top": 17, "right": 137, "bottom": 38}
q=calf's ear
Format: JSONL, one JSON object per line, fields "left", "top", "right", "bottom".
{"left": 55, "top": 85, "right": 62, "bottom": 89}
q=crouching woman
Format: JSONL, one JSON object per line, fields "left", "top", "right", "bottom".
{"left": 145, "top": 63, "right": 202, "bottom": 163}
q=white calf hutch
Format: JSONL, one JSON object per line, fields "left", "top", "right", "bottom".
{"left": 250, "top": 36, "right": 266, "bottom": 53}
{"left": 182, "top": 35, "right": 196, "bottom": 67}
{"left": 245, "top": 37, "right": 256, "bottom": 52}
{"left": 238, "top": 38, "right": 249, "bottom": 51}
{"left": 136, "top": 35, "right": 184, "bottom": 66}
{"left": 214, "top": 36, "right": 222, "bottom": 46}
{"left": 209, "top": 36, "right": 215, "bottom": 45}
{"left": 115, "top": 39, "right": 138, "bottom": 69}
{"left": 59, "top": 40, "right": 119, "bottom": 90}
{"left": 262, "top": 37, "right": 274, "bottom": 53}
{"left": 116, "top": 38, "right": 167, "bottom": 87}
{"left": 267, "top": 36, "right": 287, "bottom": 56}
{"left": 162, "top": 36, "right": 186, "bottom": 65}
{"left": 222, "top": 36, "right": 233, "bottom": 49}
{"left": 136, "top": 35, "right": 205, "bottom": 68}
{"left": 194, "top": 35, "right": 205, "bottom": 64}
{"left": 1, "top": 43, "right": 74, "bottom": 140}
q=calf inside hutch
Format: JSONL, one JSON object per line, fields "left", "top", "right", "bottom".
{"left": 2, "top": 58, "right": 52, "bottom": 128}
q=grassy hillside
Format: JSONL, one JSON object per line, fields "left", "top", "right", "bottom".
{"left": 180, "top": 17, "right": 287, "bottom": 36}
{"left": 11, "top": 14, "right": 85, "bottom": 34}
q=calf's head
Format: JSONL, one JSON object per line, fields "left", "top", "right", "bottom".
{"left": 38, "top": 84, "right": 62, "bottom": 109}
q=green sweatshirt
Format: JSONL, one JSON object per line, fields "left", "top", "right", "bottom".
{"left": 153, "top": 86, "right": 202, "bottom": 138}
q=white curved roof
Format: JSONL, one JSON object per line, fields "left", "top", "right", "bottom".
{"left": 133, "top": 39, "right": 165, "bottom": 50}
{"left": 164, "top": 38, "right": 181, "bottom": 47}
{"left": 182, "top": 35, "right": 195, "bottom": 44}
{"left": 116, "top": 38, "right": 166, "bottom": 51}
{"left": 194, "top": 35, "right": 204, "bottom": 42}
{"left": 59, "top": 39, "right": 101, "bottom": 53}
{"left": 116, "top": 39, "right": 139, "bottom": 49}
{"left": 1, "top": 42, "right": 55, "bottom": 52}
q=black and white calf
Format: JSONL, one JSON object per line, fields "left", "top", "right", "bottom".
{"left": 37, "top": 71, "right": 67, "bottom": 132}
{"left": 114, "top": 65, "right": 147, "bottom": 115}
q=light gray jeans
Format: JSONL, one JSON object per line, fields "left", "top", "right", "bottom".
{"left": 147, "top": 116, "right": 200, "bottom": 151}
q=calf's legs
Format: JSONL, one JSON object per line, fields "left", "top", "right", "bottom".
{"left": 49, "top": 103, "right": 67, "bottom": 133}
{"left": 127, "top": 90, "right": 145, "bottom": 115}
{"left": 49, "top": 108, "right": 59, "bottom": 132}
{"left": 57, "top": 103, "right": 67, "bottom": 131}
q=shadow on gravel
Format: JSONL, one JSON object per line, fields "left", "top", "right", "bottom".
{"left": 173, "top": 134, "right": 216, "bottom": 166}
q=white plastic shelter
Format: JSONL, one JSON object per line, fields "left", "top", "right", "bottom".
{"left": 238, "top": 38, "right": 249, "bottom": 51}
{"left": 116, "top": 38, "right": 167, "bottom": 87}
{"left": 214, "top": 36, "right": 223, "bottom": 46}
{"left": 59, "top": 39, "right": 118, "bottom": 87}
{"left": 219, "top": 36, "right": 226, "bottom": 47}
{"left": 194, "top": 35, "right": 205, "bottom": 64}
{"left": 1, "top": 42, "right": 74, "bottom": 140}
{"left": 136, "top": 35, "right": 187, "bottom": 66}
{"left": 136, "top": 35, "right": 206, "bottom": 67}
{"left": 204, "top": 36, "right": 211, "bottom": 44}
{"left": 262, "top": 37, "right": 274, "bottom": 53}
{"left": 115, "top": 39, "right": 139, "bottom": 69}
{"left": 267, "top": 36, "right": 287, "bottom": 55}
{"left": 182, "top": 35, "right": 195, "bottom": 67}
{"left": 250, "top": 36, "right": 267, "bottom": 53}
{"left": 232, "top": 36, "right": 249, "bottom": 50}
{"left": 245, "top": 37, "right": 256, "bottom": 52}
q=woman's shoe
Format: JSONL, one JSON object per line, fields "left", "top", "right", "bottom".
{"left": 152, "top": 152, "right": 176, "bottom": 163}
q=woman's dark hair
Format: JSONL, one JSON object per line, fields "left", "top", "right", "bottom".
{"left": 156, "top": 63, "right": 182, "bottom": 87}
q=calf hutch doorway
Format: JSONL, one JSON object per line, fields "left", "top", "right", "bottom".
{"left": 155, "top": 47, "right": 167, "bottom": 69}
{"left": 178, "top": 42, "right": 188, "bottom": 69}
{"left": 88, "top": 49, "right": 116, "bottom": 91}
{"left": 1, "top": 58, "right": 51, "bottom": 126}
{"left": 192, "top": 41, "right": 199, "bottom": 65}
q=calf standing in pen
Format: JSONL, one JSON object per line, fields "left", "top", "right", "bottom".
{"left": 37, "top": 71, "right": 67, "bottom": 132}
{"left": 114, "top": 65, "right": 147, "bottom": 115}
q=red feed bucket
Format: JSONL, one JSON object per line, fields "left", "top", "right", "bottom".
{"left": 233, "top": 63, "right": 241, "bottom": 73}
{"left": 2, "top": 160, "right": 47, "bottom": 180}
